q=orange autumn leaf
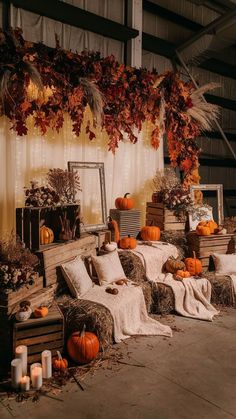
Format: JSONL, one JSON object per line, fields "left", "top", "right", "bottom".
{"left": 20, "top": 101, "right": 32, "bottom": 112}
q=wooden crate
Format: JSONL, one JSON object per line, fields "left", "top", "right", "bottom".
{"left": 109, "top": 209, "right": 141, "bottom": 238}
{"left": 187, "top": 232, "right": 236, "bottom": 270}
{"left": 0, "top": 275, "right": 43, "bottom": 316}
{"left": 36, "top": 234, "right": 97, "bottom": 288}
{"left": 12, "top": 303, "right": 64, "bottom": 365}
{"left": 146, "top": 203, "right": 186, "bottom": 231}
{"left": 16, "top": 204, "right": 80, "bottom": 251}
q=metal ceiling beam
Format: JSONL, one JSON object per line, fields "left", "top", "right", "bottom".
{"left": 9, "top": 0, "right": 139, "bottom": 42}
{"left": 143, "top": 1, "right": 203, "bottom": 31}
{"left": 203, "top": 131, "right": 236, "bottom": 141}
{"left": 205, "top": 94, "right": 236, "bottom": 110}
{"left": 164, "top": 156, "right": 236, "bottom": 168}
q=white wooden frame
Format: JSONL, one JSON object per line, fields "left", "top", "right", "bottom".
{"left": 190, "top": 184, "right": 224, "bottom": 225}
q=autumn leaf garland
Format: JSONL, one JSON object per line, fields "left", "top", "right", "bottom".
{"left": 0, "top": 29, "right": 219, "bottom": 176}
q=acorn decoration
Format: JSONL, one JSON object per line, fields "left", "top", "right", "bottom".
{"left": 15, "top": 300, "right": 32, "bottom": 322}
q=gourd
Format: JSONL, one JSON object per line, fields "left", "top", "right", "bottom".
{"left": 140, "top": 223, "right": 160, "bottom": 241}
{"left": 184, "top": 251, "right": 202, "bottom": 276}
{"left": 67, "top": 325, "right": 99, "bottom": 364}
{"left": 206, "top": 220, "right": 218, "bottom": 234}
{"left": 115, "top": 193, "right": 135, "bottom": 210}
{"left": 175, "top": 270, "right": 191, "bottom": 278}
{"left": 216, "top": 226, "right": 227, "bottom": 235}
{"left": 165, "top": 257, "right": 186, "bottom": 274}
{"left": 40, "top": 225, "right": 54, "bottom": 245}
{"left": 196, "top": 224, "right": 211, "bottom": 236}
{"left": 52, "top": 351, "right": 68, "bottom": 371}
{"left": 107, "top": 216, "right": 120, "bottom": 243}
{"left": 104, "top": 242, "right": 118, "bottom": 252}
{"left": 34, "top": 306, "right": 49, "bottom": 318}
{"left": 119, "top": 235, "right": 137, "bottom": 250}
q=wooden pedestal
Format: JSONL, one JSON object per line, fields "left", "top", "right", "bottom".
{"left": 109, "top": 209, "right": 141, "bottom": 238}
{"left": 187, "top": 232, "right": 236, "bottom": 270}
{"left": 146, "top": 203, "right": 186, "bottom": 231}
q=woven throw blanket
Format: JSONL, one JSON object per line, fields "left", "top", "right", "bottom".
{"left": 131, "top": 241, "right": 179, "bottom": 280}
{"left": 155, "top": 274, "right": 219, "bottom": 321}
{"left": 80, "top": 282, "right": 172, "bottom": 342}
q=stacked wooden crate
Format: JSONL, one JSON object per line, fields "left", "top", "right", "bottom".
{"left": 146, "top": 203, "right": 186, "bottom": 231}
{"left": 109, "top": 209, "right": 141, "bottom": 238}
{"left": 12, "top": 303, "right": 64, "bottom": 364}
{"left": 36, "top": 234, "right": 97, "bottom": 289}
{"left": 187, "top": 232, "right": 236, "bottom": 271}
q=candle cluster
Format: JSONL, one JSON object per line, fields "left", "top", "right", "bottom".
{"left": 11, "top": 345, "right": 52, "bottom": 391}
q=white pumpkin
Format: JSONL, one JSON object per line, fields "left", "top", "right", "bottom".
{"left": 104, "top": 242, "right": 118, "bottom": 252}
{"left": 15, "top": 308, "right": 32, "bottom": 322}
{"left": 217, "top": 227, "right": 227, "bottom": 235}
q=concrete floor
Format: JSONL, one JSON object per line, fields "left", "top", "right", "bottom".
{"left": 1, "top": 308, "right": 236, "bottom": 419}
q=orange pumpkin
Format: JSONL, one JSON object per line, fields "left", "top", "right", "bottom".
{"left": 184, "top": 251, "right": 202, "bottom": 276}
{"left": 115, "top": 193, "right": 134, "bottom": 210}
{"left": 34, "top": 306, "right": 49, "bottom": 318}
{"left": 52, "top": 351, "right": 68, "bottom": 371}
{"left": 206, "top": 220, "right": 218, "bottom": 234}
{"left": 176, "top": 270, "right": 191, "bottom": 278}
{"left": 196, "top": 224, "right": 211, "bottom": 236}
{"left": 107, "top": 216, "right": 120, "bottom": 243}
{"left": 40, "top": 225, "right": 54, "bottom": 245}
{"left": 119, "top": 235, "right": 137, "bottom": 250}
{"left": 140, "top": 224, "right": 160, "bottom": 241}
{"left": 67, "top": 326, "right": 99, "bottom": 364}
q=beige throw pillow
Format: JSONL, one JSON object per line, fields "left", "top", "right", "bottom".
{"left": 91, "top": 251, "right": 126, "bottom": 285}
{"left": 61, "top": 256, "right": 93, "bottom": 297}
{"left": 211, "top": 253, "right": 236, "bottom": 274}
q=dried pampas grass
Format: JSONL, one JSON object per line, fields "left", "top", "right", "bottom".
{"left": 187, "top": 82, "right": 220, "bottom": 131}
{"left": 79, "top": 78, "right": 104, "bottom": 124}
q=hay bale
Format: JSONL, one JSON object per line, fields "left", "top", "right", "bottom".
{"left": 118, "top": 251, "right": 152, "bottom": 312}
{"left": 57, "top": 294, "right": 114, "bottom": 351}
{"left": 204, "top": 272, "right": 235, "bottom": 306}
{"left": 151, "top": 282, "right": 175, "bottom": 315}
{"left": 161, "top": 231, "right": 187, "bottom": 259}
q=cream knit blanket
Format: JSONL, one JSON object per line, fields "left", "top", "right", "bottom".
{"left": 132, "top": 243, "right": 219, "bottom": 321}
{"left": 80, "top": 283, "right": 172, "bottom": 343}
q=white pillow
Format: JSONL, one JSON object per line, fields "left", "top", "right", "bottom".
{"left": 61, "top": 256, "right": 93, "bottom": 297}
{"left": 211, "top": 253, "right": 236, "bottom": 274}
{"left": 91, "top": 251, "right": 126, "bottom": 285}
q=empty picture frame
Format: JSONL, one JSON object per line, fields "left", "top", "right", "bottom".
{"left": 190, "top": 184, "right": 224, "bottom": 225}
{"left": 68, "top": 161, "right": 107, "bottom": 232}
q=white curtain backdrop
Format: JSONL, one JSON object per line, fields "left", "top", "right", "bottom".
{"left": 0, "top": 113, "right": 164, "bottom": 235}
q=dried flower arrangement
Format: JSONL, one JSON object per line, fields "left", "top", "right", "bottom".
{"left": 24, "top": 169, "right": 81, "bottom": 207}
{"left": 0, "top": 233, "right": 38, "bottom": 291}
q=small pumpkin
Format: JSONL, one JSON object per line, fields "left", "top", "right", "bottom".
{"left": 216, "top": 226, "right": 227, "bottom": 235}
{"left": 119, "top": 235, "right": 137, "bottom": 250}
{"left": 107, "top": 216, "right": 120, "bottom": 242}
{"left": 115, "top": 193, "right": 135, "bottom": 210}
{"left": 104, "top": 241, "right": 118, "bottom": 252}
{"left": 206, "top": 220, "right": 218, "bottom": 234}
{"left": 196, "top": 224, "right": 211, "bottom": 236}
{"left": 34, "top": 306, "right": 49, "bottom": 318}
{"left": 52, "top": 351, "right": 68, "bottom": 371}
{"left": 176, "top": 270, "right": 191, "bottom": 278}
{"left": 184, "top": 251, "right": 202, "bottom": 276}
{"left": 40, "top": 225, "right": 54, "bottom": 245}
{"left": 67, "top": 325, "right": 99, "bottom": 364}
{"left": 165, "top": 257, "right": 186, "bottom": 274}
{"left": 140, "top": 223, "right": 160, "bottom": 241}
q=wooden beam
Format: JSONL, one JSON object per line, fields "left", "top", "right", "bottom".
{"left": 164, "top": 156, "right": 236, "bottom": 168}
{"left": 142, "top": 33, "right": 175, "bottom": 58}
{"left": 2, "top": 0, "right": 10, "bottom": 31}
{"left": 200, "top": 57, "right": 236, "bottom": 80}
{"left": 143, "top": 1, "right": 203, "bottom": 31}
{"left": 201, "top": 131, "right": 236, "bottom": 141}
{"left": 10, "top": 0, "right": 139, "bottom": 42}
{"left": 205, "top": 94, "right": 236, "bottom": 111}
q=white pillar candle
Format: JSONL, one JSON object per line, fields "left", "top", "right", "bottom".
{"left": 11, "top": 358, "right": 22, "bottom": 389}
{"left": 20, "top": 375, "right": 30, "bottom": 391}
{"left": 41, "top": 350, "right": 52, "bottom": 379}
{"left": 15, "top": 345, "right": 27, "bottom": 376}
{"left": 30, "top": 362, "right": 41, "bottom": 376}
{"left": 31, "top": 366, "right": 43, "bottom": 389}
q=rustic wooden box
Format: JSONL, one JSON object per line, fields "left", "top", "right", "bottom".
{"left": 16, "top": 204, "right": 80, "bottom": 251}
{"left": 146, "top": 202, "right": 186, "bottom": 231}
{"left": 187, "top": 232, "right": 236, "bottom": 270}
{"left": 0, "top": 275, "right": 43, "bottom": 317}
{"left": 36, "top": 234, "right": 97, "bottom": 288}
{"left": 109, "top": 209, "right": 141, "bottom": 238}
{"left": 12, "top": 303, "right": 64, "bottom": 365}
